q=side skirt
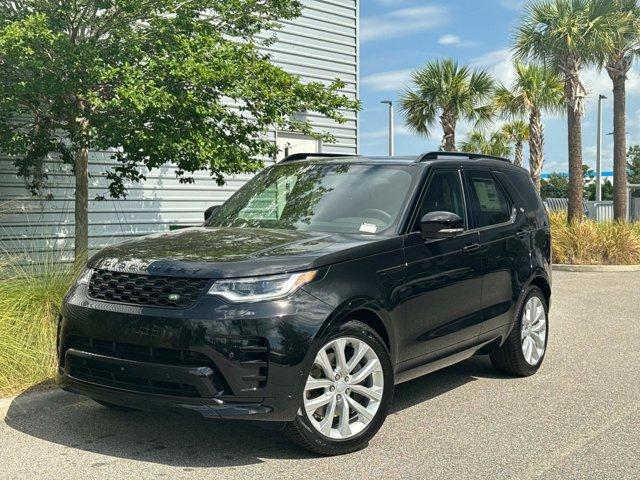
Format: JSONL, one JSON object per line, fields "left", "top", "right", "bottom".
{"left": 394, "top": 338, "right": 497, "bottom": 385}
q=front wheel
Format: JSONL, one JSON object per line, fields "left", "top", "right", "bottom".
{"left": 285, "top": 321, "right": 394, "bottom": 455}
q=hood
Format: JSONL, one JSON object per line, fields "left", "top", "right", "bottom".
{"left": 89, "top": 227, "right": 402, "bottom": 278}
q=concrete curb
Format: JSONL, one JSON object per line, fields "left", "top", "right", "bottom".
{"left": 553, "top": 263, "right": 640, "bottom": 272}
{"left": 0, "top": 395, "right": 14, "bottom": 422}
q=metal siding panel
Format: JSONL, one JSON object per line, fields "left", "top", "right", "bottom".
{"left": 0, "top": 0, "right": 358, "bottom": 257}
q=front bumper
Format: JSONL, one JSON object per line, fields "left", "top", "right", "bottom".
{"left": 57, "top": 368, "right": 292, "bottom": 420}
{"left": 57, "top": 282, "right": 333, "bottom": 421}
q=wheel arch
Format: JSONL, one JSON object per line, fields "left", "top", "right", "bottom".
{"left": 314, "top": 300, "right": 397, "bottom": 367}
{"left": 528, "top": 274, "right": 551, "bottom": 306}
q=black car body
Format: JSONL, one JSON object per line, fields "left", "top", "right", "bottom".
{"left": 57, "top": 152, "right": 551, "bottom": 454}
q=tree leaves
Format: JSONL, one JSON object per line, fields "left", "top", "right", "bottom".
{"left": 0, "top": 0, "right": 357, "bottom": 199}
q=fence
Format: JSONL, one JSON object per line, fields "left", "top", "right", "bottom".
{"left": 544, "top": 198, "right": 617, "bottom": 221}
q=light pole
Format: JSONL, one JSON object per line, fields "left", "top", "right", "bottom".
{"left": 596, "top": 94, "right": 607, "bottom": 202}
{"left": 381, "top": 100, "right": 394, "bottom": 156}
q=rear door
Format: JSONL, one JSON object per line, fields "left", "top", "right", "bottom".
{"left": 462, "top": 168, "right": 532, "bottom": 338}
{"left": 400, "top": 167, "right": 483, "bottom": 367}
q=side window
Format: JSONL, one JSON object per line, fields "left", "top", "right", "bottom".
{"left": 415, "top": 170, "right": 466, "bottom": 230}
{"left": 496, "top": 170, "right": 547, "bottom": 228}
{"left": 466, "top": 170, "right": 513, "bottom": 228}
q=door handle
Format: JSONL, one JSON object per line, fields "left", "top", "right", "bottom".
{"left": 463, "top": 243, "right": 480, "bottom": 253}
{"left": 516, "top": 230, "right": 529, "bottom": 238}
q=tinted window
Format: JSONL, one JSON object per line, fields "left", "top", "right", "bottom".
{"left": 466, "top": 170, "right": 513, "bottom": 227}
{"left": 207, "top": 163, "right": 416, "bottom": 235}
{"left": 496, "top": 170, "right": 547, "bottom": 228}
{"left": 416, "top": 170, "right": 466, "bottom": 230}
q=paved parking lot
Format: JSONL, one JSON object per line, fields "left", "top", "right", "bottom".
{"left": 1, "top": 271, "right": 639, "bottom": 480}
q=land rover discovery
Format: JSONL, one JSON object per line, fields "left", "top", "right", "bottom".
{"left": 58, "top": 151, "right": 551, "bottom": 455}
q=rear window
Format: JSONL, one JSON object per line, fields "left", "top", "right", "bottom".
{"left": 466, "top": 170, "right": 513, "bottom": 228}
{"left": 495, "top": 170, "right": 547, "bottom": 229}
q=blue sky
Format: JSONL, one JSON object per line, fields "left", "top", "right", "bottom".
{"left": 358, "top": 0, "right": 640, "bottom": 174}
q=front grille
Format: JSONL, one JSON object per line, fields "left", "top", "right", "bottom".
{"left": 63, "top": 336, "right": 229, "bottom": 396}
{"left": 88, "top": 269, "right": 209, "bottom": 308}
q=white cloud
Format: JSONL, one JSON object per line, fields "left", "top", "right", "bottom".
{"left": 361, "top": 125, "right": 413, "bottom": 141}
{"left": 471, "top": 48, "right": 516, "bottom": 86}
{"left": 437, "top": 34, "right": 477, "bottom": 48}
{"left": 438, "top": 34, "right": 460, "bottom": 45}
{"left": 361, "top": 6, "right": 450, "bottom": 43}
{"left": 361, "top": 69, "right": 413, "bottom": 92}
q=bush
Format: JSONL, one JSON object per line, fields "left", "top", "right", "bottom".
{"left": 0, "top": 253, "right": 75, "bottom": 397}
{"left": 549, "top": 212, "right": 640, "bottom": 265}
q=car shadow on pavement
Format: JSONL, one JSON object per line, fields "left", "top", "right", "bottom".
{"left": 5, "top": 356, "right": 508, "bottom": 467}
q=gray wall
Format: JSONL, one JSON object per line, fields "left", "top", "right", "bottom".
{"left": 0, "top": 0, "right": 359, "bottom": 262}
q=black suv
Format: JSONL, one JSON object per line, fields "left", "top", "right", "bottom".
{"left": 58, "top": 152, "right": 551, "bottom": 455}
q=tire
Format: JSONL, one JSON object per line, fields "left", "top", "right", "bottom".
{"left": 94, "top": 400, "right": 138, "bottom": 412}
{"left": 491, "top": 286, "right": 549, "bottom": 377}
{"left": 284, "top": 320, "right": 394, "bottom": 455}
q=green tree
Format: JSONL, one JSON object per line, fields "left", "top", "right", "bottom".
{"left": 493, "top": 63, "right": 564, "bottom": 190}
{"left": 541, "top": 166, "right": 611, "bottom": 200}
{"left": 399, "top": 59, "right": 495, "bottom": 152}
{"left": 628, "top": 145, "right": 640, "bottom": 184}
{"left": 515, "top": 0, "right": 620, "bottom": 222}
{"left": 541, "top": 173, "right": 569, "bottom": 199}
{"left": 0, "top": 1, "right": 357, "bottom": 264}
{"left": 459, "top": 130, "right": 512, "bottom": 157}
{"left": 628, "top": 145, "right": 640, "bottom": 200}
{"left": 583, "top": 164, "right": 613, "bottom": 201}
{"left": 601, "top": 1, "right": 640, "bottom": 219}
{"left": 501, "top": 120, "right": 530, "bottom": 168}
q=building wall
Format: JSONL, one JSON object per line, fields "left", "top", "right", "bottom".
{"left": 0, "top": 0, "right": 359, "bottom": 261}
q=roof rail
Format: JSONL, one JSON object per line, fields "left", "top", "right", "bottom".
{"left": 417, "top": 151, "right": 512, "bottom": 163}
{"left": 279, "top": 152, "right": 357, "bottom": 163}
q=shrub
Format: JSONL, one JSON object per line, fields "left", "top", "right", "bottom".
{"left": 549, "top": 212, "right": 640, "bottom": 265}
{"left": 0, "top": 252, "right": 76, "bottom": 397}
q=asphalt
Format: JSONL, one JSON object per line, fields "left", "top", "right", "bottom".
{"left": 1, "top": 271, "right": 639, "bottom": 480}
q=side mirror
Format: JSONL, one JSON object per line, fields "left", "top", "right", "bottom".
{"left": 204, "top": 205, "right": 220, "bottom": 222}
{"left": 420, "top": 211, "right": 464, "bottom": 239}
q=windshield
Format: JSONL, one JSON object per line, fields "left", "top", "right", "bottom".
{"left": 206, "top": 162, "right": 416, "bottom": 235}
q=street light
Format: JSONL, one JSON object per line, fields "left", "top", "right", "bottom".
{"left": 596, "top": 94, "right": 606, "bottom": 202}
{"left": 380, "top": 100, "right": 394, "bottom": 156}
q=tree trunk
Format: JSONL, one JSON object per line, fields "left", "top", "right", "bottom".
{"left": 528, "top": 108, "right": 544, "bottom": 193}
{"left": 564, "top": 63, "right": 584, "bottom": 223}
{"left": 567, "top": 101, "right": 583, "bottom": 223}
{"left": 74, "top": 144, "right": 89, "bottom": 266}
{"left": 514, "top": 140, "right": 524, "bottom": 168}
{"left": 610, "top": 70, "right": 629, "bottom": 221}
{"left": 440, "top": 111, "right": 456, "bottom": 152}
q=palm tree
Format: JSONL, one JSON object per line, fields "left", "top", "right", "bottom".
{"left": 515, "top": 0, "right": 620, "bottom": 222}
{"left": 400, "top": 59, "right": 495, "bottom": 152}
{"left": 602, "top": 1, "right": 639, "bottom": 220}
{"left": 460, "top": 130, "right": 512, "bottom": 157}
{"left": 501, "top": 121, "right": 530, "bottom": 168}
{"left": 494, "top": 63, "right": 564, "bottom": 191}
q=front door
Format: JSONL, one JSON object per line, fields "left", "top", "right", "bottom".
{"left": 400, "top": 168, "right": 483, "bottom": 367}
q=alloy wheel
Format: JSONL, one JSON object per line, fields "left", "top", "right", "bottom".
{"left": 303, "top": 337, "right": 384, "bottom": 440}
{"left": 521, "top": 296, "right": 547, "bottom": 366}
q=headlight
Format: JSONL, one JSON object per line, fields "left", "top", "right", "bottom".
{"left": 75, "top": 268, "right": 93, "bottom": 286}
{"left": 207, "top": 270, "right": 317, "bottom": 303}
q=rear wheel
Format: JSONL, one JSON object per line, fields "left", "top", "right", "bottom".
{"left": 491, "top": 286, "right": 549, "bottom": 376}
{"left": 285, "top": 321, "right": 394, "bottom": 455}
